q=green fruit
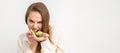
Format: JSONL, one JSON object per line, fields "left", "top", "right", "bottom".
{"left": 32, "top": 30, "right": 43, "bottom": 37}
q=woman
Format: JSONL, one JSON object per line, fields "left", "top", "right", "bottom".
{"left": 18, "top": 2, "right": 63, "bottom": 53}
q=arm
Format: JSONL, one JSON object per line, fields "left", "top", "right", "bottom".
{"left": 17, "top": 35, "right": 33, "bottom": 53}
{"left": 41, "top": 39, "right": 56, "bottom": 53}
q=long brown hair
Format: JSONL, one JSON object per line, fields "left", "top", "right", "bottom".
{"left": 25, "top": 2, "right": 63, "bottom": 53}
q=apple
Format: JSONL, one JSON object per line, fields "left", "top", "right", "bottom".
{"left": 32, "top": 30, "right": 43, "bottom": 37}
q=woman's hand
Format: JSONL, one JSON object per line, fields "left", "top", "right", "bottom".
{"left": 27, "top": 29, "right": 49, "bottom": 44}
{"left": 26, "top": 29, "right": 49, "bottom": 53}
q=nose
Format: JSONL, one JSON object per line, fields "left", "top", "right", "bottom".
{"left": 33, "top": 23, "right": 38, "bottom": 30}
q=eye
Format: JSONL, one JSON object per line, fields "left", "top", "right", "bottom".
{"left": 29, "top": 19, "right": 34, "bottom": 23}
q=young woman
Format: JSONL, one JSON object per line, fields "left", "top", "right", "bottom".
{"left": 18, "top": 2, "right": 63, "bottom": 53}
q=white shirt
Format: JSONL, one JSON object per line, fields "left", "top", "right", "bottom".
{"left": 17, "top": 33, "right": 56, "bottom": 53}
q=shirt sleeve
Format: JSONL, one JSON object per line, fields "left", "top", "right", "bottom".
{"left": 17, "top": 35, "right": 33, "bottom": 53}
{"left": 24, "top": 48, "right": 33, "bottom": 53}
{"left": 41, "top": 39, "right": 56, "bottom": 53}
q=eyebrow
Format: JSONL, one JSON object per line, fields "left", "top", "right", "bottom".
{"left": 29, "top": 18, "right": 42, "bottom": 23}
{"left": 29, "top": 19, "right": 34, "bottom": 22}
{"left": 38, "top": 21, "right": 42, "bottom": 23}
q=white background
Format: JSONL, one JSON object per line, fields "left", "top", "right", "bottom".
{"left": 0, "top": 0, "right": 120, "bottom": 53}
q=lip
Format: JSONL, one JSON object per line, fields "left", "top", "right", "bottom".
{"left": 32, "top": 29, "right": 39, "bottom": 32}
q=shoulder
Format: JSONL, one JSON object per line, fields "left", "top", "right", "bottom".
{"left": 17, "top": 33, "right": 29, "bottom": 47}
{"left": 18, "top": 33, "right": 26, "bottom": 39}
{"left": 18, "top": 33, "right": 27, "bottom": 42}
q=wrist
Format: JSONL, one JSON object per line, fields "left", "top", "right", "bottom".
{"left": 29, "top": 43, "right": 38, "bottom": 53}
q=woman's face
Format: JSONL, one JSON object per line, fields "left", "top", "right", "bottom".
{"left": 27, "top": 11, "right": 42, "bottom": 31}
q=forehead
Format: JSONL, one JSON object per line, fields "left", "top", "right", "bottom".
{"left": 28, "top": 11, "right": 42, "bottom": 21}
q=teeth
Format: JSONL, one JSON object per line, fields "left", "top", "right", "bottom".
{"left": 36, "top": 30, "right": 39, "bottom": 32}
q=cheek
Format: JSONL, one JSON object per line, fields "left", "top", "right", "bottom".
{"left": 27, "top": 23, "right": 33, "bottom": 29}
{"left": 27, "top": 21, "right": 33, "bottom": 29}
{"left": 39, "top": 24, "right": 42, "bottom": 30}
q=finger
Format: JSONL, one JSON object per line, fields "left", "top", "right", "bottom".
{"left": 29, "top": 29, "right": 37, "bottom": 38}
{"left": 37, "top": 37, "right": 46, "bottom": 42}
{"left": 43, "top": 33, "right": 49, "bottom": 38}
{"left": 37, "top": 33, "right": 49, "bottom": 42}
{"left": 29, "top": 29, "right": 47, "bottom": 42}
{"left": 30, "top": 31, "right": 39, "bottom": 41}
{"left": 27, "top": 34, "right": 32, "bottom": 39}
{"left": 29, "top": 29, "right": 33, "bottom": 34}
{"left": 27, "top": 31, "right": 32, "bottom": 36}
{"left": 27, "top": 31, "right": 32, "bottom": 35}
